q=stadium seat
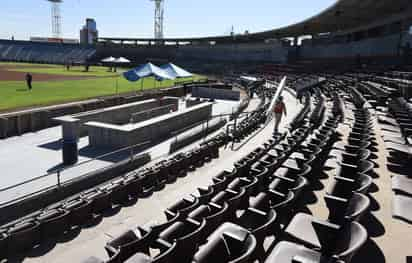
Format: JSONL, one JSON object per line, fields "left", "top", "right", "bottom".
{"left": 158, "top": 218, "right": 206, "bottom": 262}
{"left": 63, "top": 197, "right": 93, "bottom": 226}
{"left": 165, "top": 196, "right": 200, "bottom": 221}
{"left": 285, "top": 213, "right": 367, "bottom": 261}
{"left": 188, "top": 202, "right": 230, "bottom": 238}
{"left": 235, "top": 208, "right": 277, "bottom": 259}
{"left": 7, "top": 220, "right": 41, "bottom": 254}
{"left": 37, "top": 208, "right": 71, "bottom": 238}
{"left": 105, "top": 227, "right": 152, "bottom": 262}
{"left": 192, "top": 223, "right": 257, "bottom": 263}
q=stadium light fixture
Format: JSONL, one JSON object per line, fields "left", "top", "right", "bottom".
{"left": 151, "top": 0, "right": 164, "bottom": 39}
{"left": 48, "top": 0, "right": 63, "bottom": 38}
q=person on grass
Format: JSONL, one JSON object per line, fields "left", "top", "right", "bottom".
{"left": 25, "top": 73, "right": 33, "bottom": 91}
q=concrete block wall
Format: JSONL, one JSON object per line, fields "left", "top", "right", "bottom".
{"left": 192, "top": 87, "right": 241, "bottom": 101}
{"left": 300, "top": 33, "right": 402, "bottom": 59}
{"left": 130, "top": 104, "right": 176, "bottom": 123}
{"left": 55, "top": 97, "right": 179, "bottom": 140}
{"left": 186, "top": 99, "right": 205, "bottom": 108}
{"left": 0, "top": 92, "right": 181, "bottom": 140}
{"left": 176, "top": 42, "right": 288, "bottom": 63}
{"left": 30, "top": 111, "right": 49, "bottom": 132}
{"left": 0, "top": 118, "right": 7, "bottom": 138}
{"left": 169, "top": 117, "right": 227, "bottom": 153}
{"left": 86, "top": 103, "right": 213, "bottom": 149}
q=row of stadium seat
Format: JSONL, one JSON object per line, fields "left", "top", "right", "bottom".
{"left": 0, "top": 40, "right": 96, "bottom": 64}
{"left": 0, "top": 86, "right": 270, "bottom": 260}
{"left": 273, "top": 96, "right": 374, "bottom": 263}
{"left": 79, "top": 86, "right": 334, "bottom": 262}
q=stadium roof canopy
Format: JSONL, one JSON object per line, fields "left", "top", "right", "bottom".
{"left": 99, "top": 0, "right": 412, "bottom": 43}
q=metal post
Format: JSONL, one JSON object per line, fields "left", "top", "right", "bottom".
{"left": 204, "top": 118, "right": 209, "bottom": 142}
{"left": 116, "top": 77, "right": 119, "bottom": 94}
{"left": 130, "top": 147, "right": 134, "bottom": 161}
{"left": 231, "top": 115, "right": 238, "bottom": 150}
{"left": 57, "top": 171, "right": 61, "bottom": 188}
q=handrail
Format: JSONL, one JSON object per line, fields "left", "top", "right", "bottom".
{"left": 0, "top": 104, "right": 262, "bottom": 204}
{"left": 0, "top": 140, "right": 151, "bottom": 193}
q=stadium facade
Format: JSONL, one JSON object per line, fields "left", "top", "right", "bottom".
{"left": 0, "top": 0, "right": 411, "bottom": 67}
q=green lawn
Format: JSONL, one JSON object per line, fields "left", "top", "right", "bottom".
{"left": 11, "top": 66, "right": 121, "bottom": 77}
{"left": 0, "top": 62, "right": 206, "bottom": 111}
{"left": 0, "top": 62, "right": 122, "bottom": 77}
{"left": 0, "top": 71, "right": 205, "bottom": 112}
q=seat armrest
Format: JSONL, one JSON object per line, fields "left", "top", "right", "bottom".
{"left": 324, "top": 194, "right": 348, "bottom": 224}
{"left": 312, "top": 220, "right": 341, "bottom": 256}
{"left": 341, "top": 152, "right": 357, "bottom": 164}
{"left": 292, "top": 255, "right": 319, "bottom": 263}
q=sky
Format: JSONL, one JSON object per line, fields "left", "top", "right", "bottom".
{"left": 0, "top": 0, "right": 336, "bottom": 40}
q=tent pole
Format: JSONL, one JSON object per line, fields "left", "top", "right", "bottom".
{"left": 116, "top": 76, "right": 119, "bottom": 94}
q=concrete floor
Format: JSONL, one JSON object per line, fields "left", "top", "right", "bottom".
{"left": 0, "top": 98, "right": 241, "bottom": 205}
{"left": 0, "top": 128, "right": 114, "bottom": 204}
{"left": 5, "top": 90, "right": 411, "bottom": 263}
{"left": 5, "top": 92, "right": 300, "bottom": 263}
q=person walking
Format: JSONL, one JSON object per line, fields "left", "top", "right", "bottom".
{"left": 249, "top": 86, "right": 255, "bottom": 98}
{"left": 25, "top": 73, "right": 33, "bottom": 91}
{"left": 273, "top": 96, "right": 287, "bottom": 134}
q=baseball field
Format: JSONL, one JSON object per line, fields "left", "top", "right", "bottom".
{"left": 0, "top": 62, "right": 204, "bottom": 112}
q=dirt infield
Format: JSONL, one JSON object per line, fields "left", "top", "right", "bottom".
{"left": 0, "top": 66, "right": 97, "bottom": 81}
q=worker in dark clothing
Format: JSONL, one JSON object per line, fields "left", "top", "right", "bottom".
{"left": 25, "top": 73, "right": 33, "bottom": 90}
{"left": 297, "top": 89, "right": 304, "bottom": 103}
{"left": 249, "top": 86, "right": 255, "bottom": 98}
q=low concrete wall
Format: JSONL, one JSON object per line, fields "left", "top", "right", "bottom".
{"left": 161, "top": 86, "right": 185, "bottom": 97}
{"left": 192, "top": 87, "right": 240, "bottom": 101}
{"left": 86, "top": 103, "right": 213, "bottom": 149}
{"left": 186, "top": 99, "right": 205, "bottom": 108}
{"left": 0, "top": 96, "right": 139, "bottom": 139}
{"left": 0, "top": 153, "right": 150, "bottom": 226}
{"left": 169, "top": 118, "right": 227, "bottom": 153}
{"left": 54, "top": 97, "right": 179, "bottom": 141}
{"left": 130, "top": 104, "right": 176, "bottom": 123}
{"left": 0, "top": 89, "right": 185, "bottom": 140}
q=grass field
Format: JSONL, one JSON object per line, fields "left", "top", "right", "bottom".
{"left": 0, "top": 62, "right": 205, "bottom": 112}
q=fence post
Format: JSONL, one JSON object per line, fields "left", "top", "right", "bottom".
{"left": 57, "top": 171, "right": 61, "bottom": 188}
{"left": 130, "top": 147, "right": 134, "bottom": 161}
{"left": 231, "top": 115, "right": 238, "bottom": 150}
{"left": 204, "top": 118, "right": 209, "bottom": 142}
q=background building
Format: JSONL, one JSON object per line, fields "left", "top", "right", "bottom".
{"left": 80, "top": 18, "right": 98, "bottom": 45}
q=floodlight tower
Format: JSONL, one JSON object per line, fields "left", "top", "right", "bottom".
{"left": 48, "top": 0, "right": 62, "bottom": 38}
{"left": 151, "top": 0, "right": 164, "bottom": 39}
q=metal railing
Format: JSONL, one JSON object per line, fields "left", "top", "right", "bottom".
{"left": 0, "top": 84, "right": 273, "bottom": 206}
{"left": 0, "top": 140, "right": 151, "bottom": 207}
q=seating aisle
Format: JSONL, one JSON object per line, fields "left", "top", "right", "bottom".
{"left": 12, "top": 92, "right": 298, "bottom": 263}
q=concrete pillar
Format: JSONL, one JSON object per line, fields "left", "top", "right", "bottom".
{"left": 61, "top": 119, "right": 80, "bottom": 165}
{"left": 62, "top": 119, "right": 81, "bottom": 141}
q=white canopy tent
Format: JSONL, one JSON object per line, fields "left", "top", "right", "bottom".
{"left": 101, "top": 56, "right": 116, "bottom": 63}
{"left": 114, "top": 57, "right": 131, "bottom": 63}
{"left": 160, "top": 63, "right": 193, "bottom": 78}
